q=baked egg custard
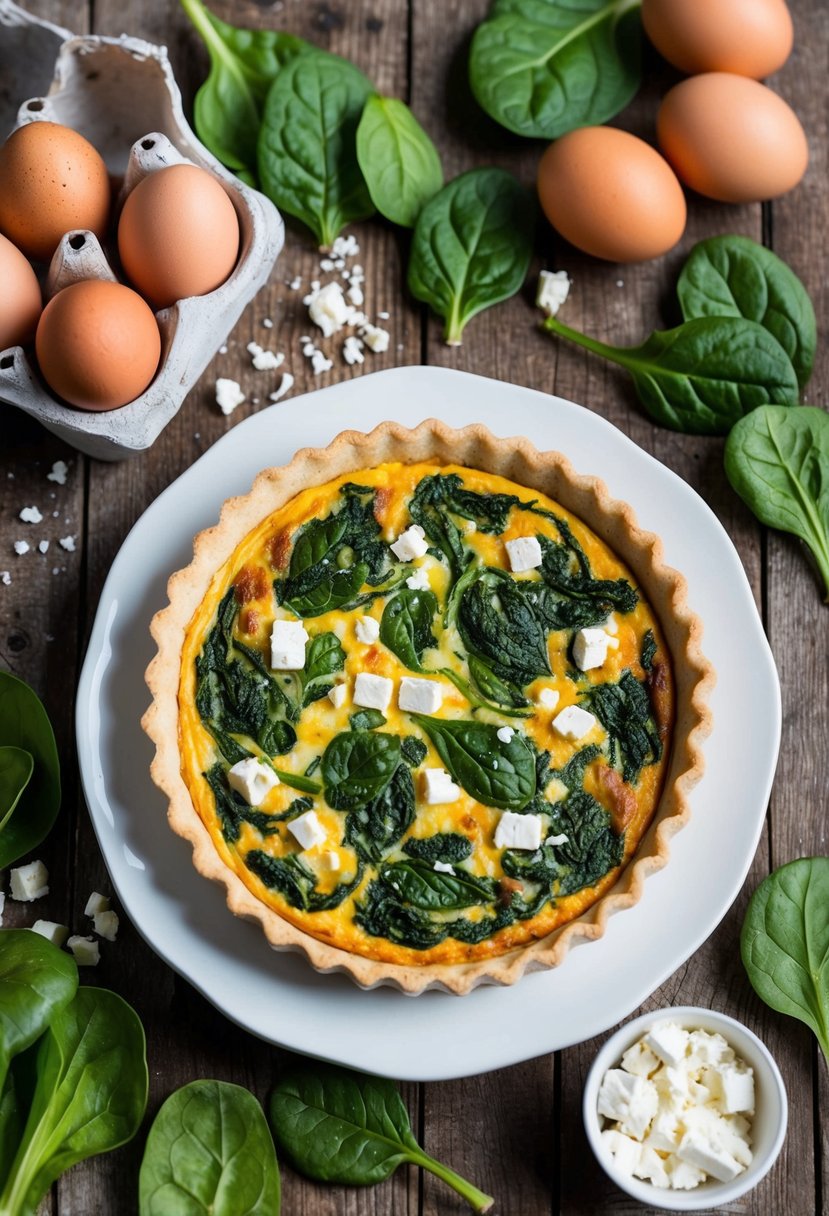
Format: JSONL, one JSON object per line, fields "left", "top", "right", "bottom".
{"left": 178, "top": 461, "right": 675, "bottom": 967}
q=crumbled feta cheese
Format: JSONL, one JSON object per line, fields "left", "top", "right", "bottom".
{"left": 688, "top": 1029, "right": 733, "bottom": 1068}
{"left": 598, "top": 1070, "right": 659, "bottom": 1141}
{"left": 305, "top": 342, "right": 333, "bottom": 376}
{"left": 494, "top": 811, "right": 543, "bottom": 851}
{"left": 604, "top": 614, "right": 618, "bottom": 635}
{"left": 537, "top": 687, "right": 560, "bottom": 709}
{"left": 433, "top": 861, "right": 455, "bottom": 875}
{"left": 346, "top": 284, "right": 364, "bottom": 307}
{"left": 620, "top": 1039, "right": 661, "bottom": 1078}
{"left": 536, "top": 269, "right": 571, "bottom": 317}
{"left": 262, "top": 317, "right": 273, "bottom": 329}
{"left": 308, "top": 281, "right": 351, "bottom": 337}
{"left": 645, "top": 1022, "right": 690, "bottom": 1068}
{"left": 38, "top": 540, "right": 49, "bottom": 554}
{"left": 505, "top": 535, "right": 542, "bottom": 572}
{"left": 67, "top": 935, "right": 99, "bottom": 966}
{"left": 355, "top": 615, "right": 380, "bottom": 645}
{"left": 93, "top": 909, "right": 119, "bottom": 941}
{"left": 600, "top": 1128, "right": 642, "bottom": 1177}
{"left": 269, "top": 372, "right": 294, "bottom": 403}
{"left": 635, "top": 1145, "right": 671, "bottom": 1189}
{"left": 353, "top": 672, "right": 393, "bottom": 712}
{"left": 271, "top": 619, "right": 309, "bottom": 670}
{"left": 288, "top": 809, "right": 326, "bottom": 850}
{"left": 676, "top": 1126, "right": 742, "bottom": 1183}
{"left": 405, "top": 566, "right": 431, "bottom": 591}
{"left": 289, "top": 276, "right": 302, "bottom": 291}
{"left": 574, "top": 626, "right": 611, "bottom": 671}
{"left": 343, "top": 335, "right": 365, "bottom": 365}
{"left": 47, "top": 460, "right": 69, "bottom": 485}
{"left": 332, "top": 234, "right": 359, "bottom": 258}
{"left": 360, "top": 322, "right": 390, "bottom": 353}
{"left": 19, "top": 506, "right": 43, "bottom": 524}
{"left": 0, "top": 892, "right": 5, "bottom": 922}
{"left": 10, "top": 860, "right": 49, "bottom": 901}
{"left": 318, "top": 850, "right": 341, "bottom": 872}
{"left": 327, "top": 682, "right": 348, "bottom": 709}
{"left": 390, "top": 524, "right": 428, "bottom": 561}
{"left": 216, "top": 378, "right": 245, "bottom": 416}
{"left": 714, "top": 1063, "right": 755, "bottom": 1115}
{"left": 59, "top": 535, "right": 76, "bottom": 553}
{"left": 552, "top": 704, "right": 596, "bottom": 741}
{"left": 423, "top": 768, "right": 461, "bottom": 805}
{"left": 496, "top": 726, "right": 514, "bottom": 744}
{"left": 31, "top": 920, "right": 69, "bottom": 947}
{"left": 13, "top": 541, "right": 29, "bottom": 555}
{"left": 545, "top": 831, "right": 569, "bottom": 846}
{"left": 0, "top": 572, "right": 10, "bottom": 586}
{"left": 84, "top": 891, "right": 110, "bottom": 917}
{"left": 398, "top": 677, "right": 443, "bottom": 715}
{"left": 247, "top": 341, "right": 284, "bottom": 371}
{"left": 228, "top": 757, "right": 280, "bottom": 806}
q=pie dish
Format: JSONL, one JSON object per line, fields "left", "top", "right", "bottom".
{"left": 143, "top": 419, "right": 713, "bottom": 994}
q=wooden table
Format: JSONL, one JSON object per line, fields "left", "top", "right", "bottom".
{"left": 2, "top": 1, "right": 827, "bottom": 1212}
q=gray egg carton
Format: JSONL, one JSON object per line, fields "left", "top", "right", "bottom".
{"left": 0, "top": 1, "right": 284, "bottom": 460}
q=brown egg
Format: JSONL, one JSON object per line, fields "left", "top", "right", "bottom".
{"left": 118, "top": 164, "right": 240, "bottom": 309}
{"left": 642, "top": 0, "right": 793, "bottom": 78}
{"left": 657, "top": 74, "right": 808, "bottom": 204}
{"left": 537, "top": 127, "right": 686, "bottom": 263}
{"left": 36, "top": 280, "right": 161, "bottom": 411}
{"left": 0, "top": 122, "right": 110, "bottom": 262}
{"left": 0, "top": 233, "right": 42, "bottom": 349}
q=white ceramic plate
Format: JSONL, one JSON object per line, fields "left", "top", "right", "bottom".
{"left": 76, "top": 366, "right": 780, "bottom": 1081}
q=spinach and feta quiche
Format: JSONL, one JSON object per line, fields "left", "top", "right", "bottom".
{"left": 145, "top": 422, "right": 712, "bottom": 993}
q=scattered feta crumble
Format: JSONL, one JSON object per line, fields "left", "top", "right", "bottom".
{"left": 360, "top": 321, "right": 389, "bottom": 353}
{"left": 59, "top": 535, "right": 76, "bottom": 553}
{"left": 85, "top": 891, "right": 110, "bottom": 917}
{"left": 355, "top": 615, "right": 380, "bottom": 645}
{"left": 353, "top": 672, "right": 393, "bottom": 712}
{"left": 496, "top": 726, "right": 514, "bottom": 744}
{"left": 262, "top": 317, "right": 273, "bottom": 329}
{"left": 0, "top": 572, "right": 10, "bottom": 586}
{"left": 405, "top": 567, "right": 431, "bottom": 591}
{"left": 343, "top": 335, "right": 365, "bottom": 365}
{"left": 423, "top": 768, "right": 461, "bottom": 805}
{"left": 31, "top": 920, "right": 69, "bottom": 947}
{"left": 536, "top": 687, "right": 560, "bottom": 709}
{"left": 288, "top": 809, "right": 326, "bottom": 850}
{"left": 38, "top": 540, "right": 49, "bottom": 554}
{"left": 19, "top": 506, "right": 43, "bottom": 524}
{"left": 47, "top": 460, "right": 69, "bottom": 485}
{"left": 67, "top": 935, "right": 99, "bottom": 966}
{"left": 247, "top": 341, "right": 285, "bottom": 371}
{"left": 505, "top": 535, "right": 542, "bottom": 573}
{"left": 536, "top": 269, "right": 571, "bottom": 317}
{"left": 269, "top": 372, "right": 294, "bottom": 403}
{"left": 552, "top": 704, "right": 596, "bottom": 741}
{"left": 328, "top": 682, "right": 348, "bottom": 709}
{"left": 390, "top": 524, "right": 428, "bottom": 562}
{"left": 433, "top": 861, "right": 455, "bottom": 875}
{"left": 10, "top": 860, "right": 49, "bottom": 901}
{"left": 93, "top": 909, "right": 119, "bottom": 941}
{"left": 216, "top": 378, "right": 245, "bottom": 416}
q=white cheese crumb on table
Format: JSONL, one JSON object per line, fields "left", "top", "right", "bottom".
{"left": 31, "top": 920, "right": 69, "bottom": 947}
{"left": 67, "top": 935, "right": 100, "bottom": 966}
{"left": 247, "top": 341, "right": 285, "bottom": 371}
{"left": 47, "top": 460, "right": 69, "bottom": 485}
{"left": 38, "top": 540, "right": 49, "bottom": 554}
{"left": 85, "top": 891, "right": 110, "bottom": 917}
{"left": 59, "top": 535, "right": 76, "bottom": 553}
{"left": 536, "top": 269, "right": 571, "bottom": 317}
{"left": 93, "top": 909, "right": 119, "bottom": 941}
{"left": 343, "top": 335, "right": 365, "bottom": 365}
{"left": 269, "top": 373, "right": 294, "bottom": 403}
{"left": 19, "top": 506, "right": 43, "bottom": 524}
{"left": 216, "top": 378, "right": 245, "bottom": 416}
{"left": 10, "top": 860, "right": 49, "bottom": 901}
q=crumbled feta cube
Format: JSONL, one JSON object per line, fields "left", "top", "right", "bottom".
{"left": 715, "top": 1063, "right": 755, "bottom": 1115}
{"left": 0, "top": 572, "right": 10, "bottom": 586}
{"left": 600, "top": 1129, "right": 642, "bottom": 1176}
{"left": 398, "top": 677, "right": 443, "bottom": 714}
{"left": 93, "top": 910, "right": 119, "bottom": 941}
{"left": 360, "top": 322, "right": 390, "bottom": 353}
{"left": 552, "top": 704, "right": 596, "bottom": 741}
{"left": 545, "top": 831, "right": 569, "bottom": 846}
{"left": 505, "top": 535, "right": 542, "bottom": 572}
{"left": 228, "top": 757, "right": 280, "bottom": 807}
{"left": 496, "top": 726, "right": 514, "bottom": 744}
{"left": 635, "top": 1145, "right": 671, "bottom": 1189}
{"left": 405, "top": 566, "right": 431, "bottom": 591}
{"left": 328, "top": 683, "right": 348, "bottom": 709}
{"left": 247, "top": 341, "right": 284, "bottom": 371}
{"left": 47, "top": 460, "right": 69, "bottom": 485}
{"left": 494, "top": 811, "right": 543, "bottom": 851}
{"left": 288, "top": 809, "right": 326, "bottom": 850}
{"left": 10, "top": 860, "right": 49, "bottom": 901}
{"left": 19, "top": 506, "right": 43, "bottom": 524}
{"left": 676, "top": 1126, "right": 742, "bottom": 1183}
{"left": 332, "top": 234, "right": 359, "bottom": 258}
{"left": 67, "top": 935, "right": 99, "bottom": 966}
{"left": 308, "top": 281, "right": 350, "bottom": 337}
{"left": 59, "top": 535, "right": 76, "bottom": 553}
{"left": 346, "top": 284, "right": 364, "bottom": 306}
{"left": 390, "top": 524, "right": 428, "bottom": 561}
{"left": 688, "top": 1028, "right": 733, "bottom": 1068}
{"left": 668, "top": 1159, "right": 707, "bottom": 1190}
{"left": 269, "top": 372, "right": 294, "bottom": 402}
{"left": 433, "top": 861, "right": 455, "bottom": 875}
{"left": 262, "top": 317, "right": 273, "bottom": 329}
{"left": 536, "top": 269, "right": 571, "bottom": 317}
{"left": 84, "top": 891, "right": 110, "bottom": 917}
{"left": 353, "top": 672, "right": 393, "bottom": 712}
{"left": 343, "top": 335, "right": 365, "bottom": 365}
{"left": 423, "top": 768, "right": 461, "bottom": 805}
{"left": 620, "top": 1038, "right": 661, "bottom": 1078}
{"left": 644, "top": 1108, "right": 681, "bottom": 1154}
{"left": 355, "top": 615, "right": 380, "bottom": 645}
{"left": 216, "top": 378, "right": 245, "bottom": 415}
{"left": 536, "top": 687, "right": 560, "bottom": 709}
{"left": 270, "top": 619, "right": 309, "bottom": 670}
{"left": 31, "top": 920, "right": 69, "bottom": 947}
{"left": 573, "top": 626, "right": 611, "bottom": 671}
{"left": 598, "top": 1070, "right": 659, "bottom": 1141}
{"left": 309, "top": 347, "right": 333, "bottom": 375}
{"left": 645, "top": 1022, "right": 690, "bottom": 1068}
{"left": 37, "top": 540, "right": 49, "bottom": 554}
{"left": 13, "top": 540, "right": 30, "bottom": 555}
{"left": 318, "top": 850, "right": 341, "bottom": 872}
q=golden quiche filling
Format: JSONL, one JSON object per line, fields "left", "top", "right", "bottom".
{"left": 179, "top": 462, "right": 674, "bottom": 966}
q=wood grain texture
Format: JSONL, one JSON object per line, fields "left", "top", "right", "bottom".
{"left": 0, "top": 1, "right": 826, "bottom": 1214}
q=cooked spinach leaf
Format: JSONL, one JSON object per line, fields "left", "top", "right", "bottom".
{"left": 349, "top": 709, "right": 387, "bottom": 731}
{"left": 502, "top": 790, "right": 623, "bottom": 896}
{"left": 0, "top": 672, "right": 61, "bottom": 870}
{"left": 640, "top": 629, "right": 657, "bottom": 672}
{"left": 469, "top": 0, "right": 642, "bottom": 140}
{"left": 345, "top": 762, "right": 415, "bottom": 863}
{"left": 725, "top": 405, "right": 829, "bottom": 602}
{"left": 552, "top": 743, "right": 602, "bottom": 793}
{"left": 544, "top": 314, "right": 800, "bottom": 436}
{"left": 379, "top": 588, "right": 438, "bottom": 672}
{"left": 458, "top": 568, "right": 551, "bottom": 685}
{"left": 400, "top": 737, "right": 428, "bottom": 768}
{"left": 465, "top": 656, "right": 531, "bottom": 711}
{"left": 322, "top": 731, "right": 401, "bottom": 811}
{"left": 678, "top": 235, "right": 816, "bottom": 390}
{"left": 379, "top": 860, "right": 497, "bottom": 910}
{"left": 408, "top": 167, "right": 534, "bottom": 345}
{"left": 411, "top": 716, "right": 536, "bottom": 810}
{"left": 356, "top": 95, "right": 443, "bottom": 228}
{"left": 139, "top": 1079, "right": 281, "bottom": 1216}
{"left": 204, "top": 765, "right": 309, "bottom": 842}
{"left": 269, "top": 1061, "right": 493, "bottom": 1211}
{"left": 299, "top": 632, "right": 346, "bottom": 706}
{"left": 258, "top": 49, "right": 374, "bottom": 248}
{"left": 582, "top": 671, "right": 661, "bottom": 785}
{"left": 535, "top": 523, "right": 638, "bottom": 627}
{"left": 403, "top": 833, "right": 473, "bottom": 865}
{"left": 246, "top": 850, "right": 363, "bottom": 912}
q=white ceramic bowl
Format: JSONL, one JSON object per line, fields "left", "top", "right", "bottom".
{"left": 583, "top": 1006, "right": 788, "bottom": 1211}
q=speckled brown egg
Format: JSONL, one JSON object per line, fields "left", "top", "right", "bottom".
{"left": 35, "top": 279, "right": 161, "bottom": 411}
{"left": 118, "top": 163, "right": 240, "bottom": 309}
{"left": 0, "top": 122, "right": 110, "bottom": 262}
{"left": 0, "top": 233, "right": 42, "bottom": 349}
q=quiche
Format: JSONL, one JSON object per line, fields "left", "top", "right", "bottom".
{"left": 144, "top": 421, "right": 712, "bottom": 994}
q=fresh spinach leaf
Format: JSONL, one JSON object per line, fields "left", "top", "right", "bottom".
{"left": 408, "top": 167, "right": 535, "bottom": 345}
{"left": 469, "top": 0, "right": 642, "bottom": 139}
{"left": 725, "top": 405, "right": 829, "bottom": 602}
{"left": 379, "top": 860, "right": 496, "bottom": 910}
{"left": 246, "top": 850, "right": 363, "bottom": 913}
{"left": 258, "top": 50, "right": 374, "bottom": 248}
{"left": 439, "top": 668, "right": 534, "bottom": 719}
{"left": 402, "top": 833, "right": 473, "bottom": 864}
{"left": 0, "top": 672, "right": 60, "bottom": 870}
{"left": 741, "top": 857, "right": 829, "bottom": 1065}
{"left": 0, "top": 1072, "right": 20, "bottom": 1188}
{"left": 678, "top": 235, "right": 817, "bottom": 390}
{"left": 379, "top": 588, "right": 438, "bottom": 672}
{"left": 356, "top": 95, "right": 443, "bottom": 228}
{"left": 346, "top": 762, "right": 415, "bottom": 863}
{"left": 544, "top": 314, "right": 800, "bottom": 436}
{"left": 411, "top": 715, "right": 536, "bottom": 810}
{"left": 0, "top": 747, "right": 33, "bottom": 832}
{"left": 349, "top": 709, "right": 387, "bottom": 731}
{"left": 139, "top": 1079, "right": 280, "bottom": 1216}
{"left": 458, "top": 568, "right": 551, "bottom": 685}
{"left": 581, "top": 671, "right": 661, "bottom": 785}
{"left": 322, "top": 731, "right": 401, "bottom": 811}
{"left": 0, "top": 931, "right": 78, "bottom": 1096}
{"left": 181, "top": 0, "right": 308, "bottom": 180}
{"left": 0, "top": 987, "right": 147, "bottom": 1216}
{"left": 300, "top": 632, "right": 346, "bottom": 706}
{"left": 269, "top": 1061, "right": 493, "bottom": 1212}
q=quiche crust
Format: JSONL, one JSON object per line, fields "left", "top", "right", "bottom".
{"left": 143, "top": 420, "right": 714, "bottom": 995}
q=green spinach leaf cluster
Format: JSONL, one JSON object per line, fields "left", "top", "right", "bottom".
{"left": 0, "top": 673, "right": 60, "bottom": 870}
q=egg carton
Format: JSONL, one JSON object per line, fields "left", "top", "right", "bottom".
{"left": 0, "top": 4, "right": 284, "bottom": 460}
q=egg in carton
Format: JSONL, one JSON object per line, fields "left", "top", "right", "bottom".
{"left": 0, "top": 16, "right": 284, "bottom": 461}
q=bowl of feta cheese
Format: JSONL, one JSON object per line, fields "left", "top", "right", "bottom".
{"left": 583, "top": 1006, "right": 787, "bottom": 1210}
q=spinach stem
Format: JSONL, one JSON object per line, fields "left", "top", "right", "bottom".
{"left": 408, "top": 1147, "right": 494, "bottom": 1213}
{"left": 271, "top": 769, "right": 322, "bottom": 794}
{"left": 543, "top": 314, "right": 632, "bottom": 368}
